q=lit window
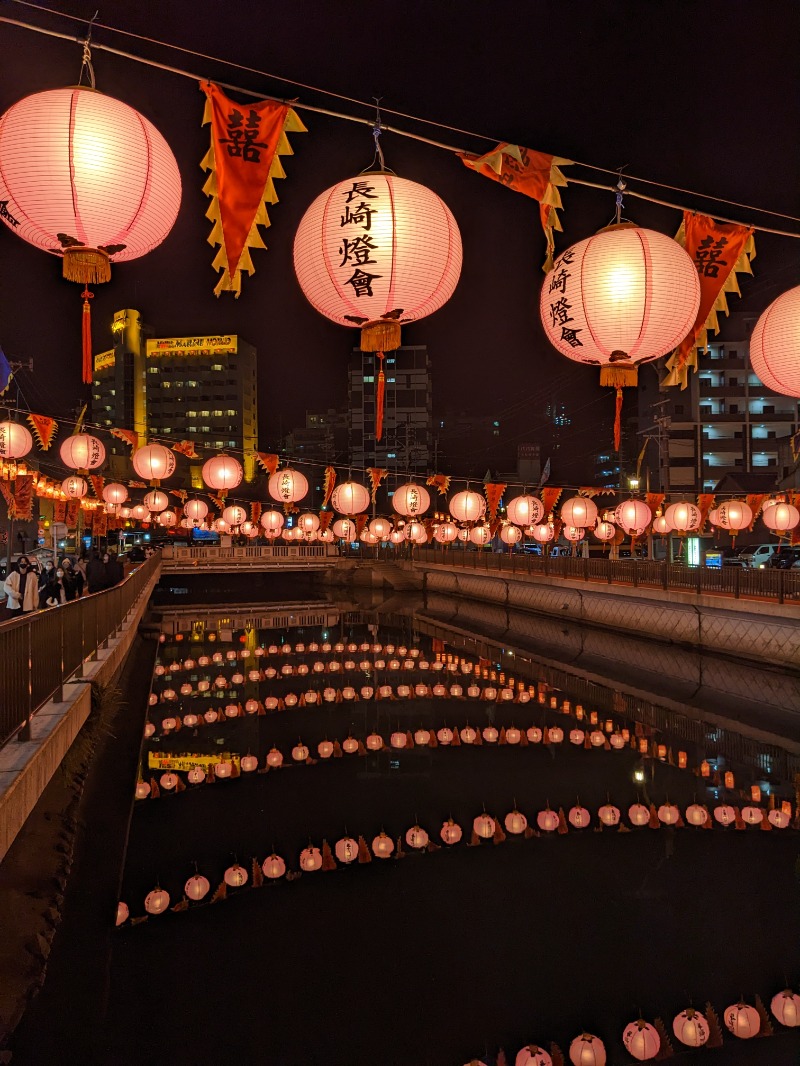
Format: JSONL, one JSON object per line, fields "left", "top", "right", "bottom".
{"left": 200, "top": 410, "right": 210, "bottom": 417}
{"left": 162, "top": 381, "right": 171, "bottom": 389}
{"left": 228, "top": 440, "right": 236, "bottom": 447}
{"left": 162, "top": 428, "right": 171, "bottom": 434}
{"left": 148, "top": 367, "right": 159, "bottom": 374}
{"left": 212, "top": 410, "right": 223, "bottom": 417}
{"left": 211, "top": 363, "right": 224, "bottom": 371}
{"left": 363, "top": 375, "right": 375, "bottom": 383}
{"left": 226, "top": 409, "right": 237, "bottom": 416}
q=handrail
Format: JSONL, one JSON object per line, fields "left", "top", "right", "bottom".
{"left": 0, "top": 553, "right": 161, "bottom": 746}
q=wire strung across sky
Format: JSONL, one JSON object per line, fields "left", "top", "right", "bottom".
{"left": 2, "top": 3, "right": 800, "bottom": 240}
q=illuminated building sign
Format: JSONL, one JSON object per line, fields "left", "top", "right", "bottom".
{"left": 94, "top": 350, "right": 115, "bottom": 372}
{"left": 147, "top": 336, "right": 237, "bottom": 358}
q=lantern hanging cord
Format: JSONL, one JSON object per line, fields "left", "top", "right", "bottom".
{"left": 77, "top": 10, "right": 98, "bottom": 89}
{"left": 3, "top": 4, "right": 800, "bottom": 236}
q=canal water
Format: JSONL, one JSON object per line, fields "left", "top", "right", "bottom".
{"left": 105, "top": 574, "right": 800, "bottom": 1065}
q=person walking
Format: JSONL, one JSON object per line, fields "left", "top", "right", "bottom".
{"left": 85, "top": 550, "right": 109, "bottom": 594}
{"left": 103, "top": 550, "right": 124, "bottom": 588}
{"left": 39, "top": 566, "right": 68, "bottom": 609}
{"left": 60, "top": 557, "right": 83, "bottom": 600}
{"left": 38, "top": 558, "right": 55, "bottom": 595}
{"left": 3, "top": 556, "right": 40, "bottom": 618}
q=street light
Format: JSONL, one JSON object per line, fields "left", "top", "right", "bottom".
{"left": 628, "top": 475, "right": 640, "bottom": 492}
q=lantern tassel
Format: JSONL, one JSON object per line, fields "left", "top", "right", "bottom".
{"left": 613, "top": 386, "right": 623, "bottom": 452}
{"left": 81, "top": 288, "right": 94, "bottom": 385}
{"left": 375, "top": 351, "right": 386, "bottom": 442}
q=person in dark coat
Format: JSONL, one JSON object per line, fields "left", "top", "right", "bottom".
{"left": 60, "top": 557, "right": 83, "bottom": 600}
{"left": 39, "top": 567, "right": 68, "bottom": 608}
{"left": 85, "top": 550, "right": 109, "bottom": 594}
{"left": 103, "top": 551, "right": 124, "bottom": 588}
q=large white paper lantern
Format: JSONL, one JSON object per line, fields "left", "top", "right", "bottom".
{"left": 268, "top": 468, "right": 308, "bottom": 504}
{"left": 0, "top": 421, "right": 33, "bottom": 459}
{"left": 393, "top": 482, "right": 431, "bottom": 517}
{"left": 202, "top": 455, "right": 242, "bottom": 492}
{"left": 715, "top": 499, "right": 753, "bottom": 533}
{"left": 506, "top": 494, "right": 544, "bottom": 526}
{"left": 133, "top": 442, "right": 175, "bottom": 482}
{"left": 222, "top": 504, "right": 247, "bottom": 527}
{"left": 184, "top": 498, "right": 208, "bottom": 522}
{"left": 102, "top": 482, "right": 128, "bottom": 506}
{"left": 762, "top": 502, "right": 799, "bottom": 533}
{"left": 450, "top": 489, "right": 486, "bottom": 524}
{"left": 665, "top": 501, "right": 701, "bottom": 532}
{"left": 434, "top": 521, "right": 458, "bottom": 544}
{"left": 60, "top": 433, "right": 105, "bottom": 470}
{"left": 560, "top": 496, "right": 598, "bottom": 527}
{"left": 144, "top": 489, "right": 168, "bottom": 513}
{"left": 750, "top": 285, "right": 800, "bottom": 396}
{"left": 331, "top": 480, "right": 370, "bottom": 515}
{"left": 614, "top": 498, "right": 652, "bottom": 536}
{"left": 62, "top": 475, "right": 87, "bottom": 499}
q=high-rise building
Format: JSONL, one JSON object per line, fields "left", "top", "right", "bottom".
{"left": 638, "top": 312, "right": 800, "bottom": 492}
{"left": 349, "top": 345, "right": 431, "bottom": 473}
{"left": 93, "top": 310, "right": 258, "bottom": 481}
{"left": 284, "top": 409, "right": 349, "bottom": 466}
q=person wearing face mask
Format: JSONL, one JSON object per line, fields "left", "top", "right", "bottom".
{"left": 3, "top": 556, "right": 40, "bottom": 618}
{"left": 60, "top": 557, "right": 83, "bottom": 600}
{"left": 39, "top": 566, "right": 68, "bottom": 609}
{"left": 38, "top": 558, "right": 55, "bottom": 595}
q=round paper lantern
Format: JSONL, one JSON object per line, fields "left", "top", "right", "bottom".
{"left": 568, "top": 1032, "right": 606, "bottom": 1066}
{"left": 750, "top": 285, "right": 800, "bottom": 396}
{"left": 569, "top": 728, "right": 585, "bottom": 746}
{"left": 222, "top": 504, "right": 246, "bottom": 527}
{"left": 133, "top": 443, "right": 176, "bottom": 482}
{"left": 715, "top": 500, "right": 753, "bottom": 533}
{"left": 158, "top": 510, "right": 177, "bottom": 527}
{"left": 614, "top": 499, "right": 652, "bottom": 536}
{"left": 214, "top": 760, "right": 233, "bottom": 779}
{"left": 159, "top": 771, "right": 178, "bottom": 790}
{"left": 569, "top": 805, "right": 590, "bottom": 828}
{"left": 441, "top": 819, "right": 462, "bottom": 845}
{"left": 450, "top": 489, "right": 486, "bottom": 524}
{"left": 527, "top": 726, "right": 543, "bottom": 744}
{"left": 505, "top": 810, "right": 528, "bottom": 835}
{"left": 658, "top": 803, "right": 680, "bottom": 825}
{"left": 224, "top": 863, "right": 248, "bottom": 888}
{"left": 180, "top": 498, "right": 207, "bottom": 524}
{"left": 366, "top": 733, "right": 384, "bottom": 751}
{"left": 473, "top": 813, "right": 496, "bottom": 839}
{"left": 60, "top": 433, "right": 105, "bottom": 470}
{"left": 515, "top": 1046, "right": 552, "bottom": 1066}
{"left": 469, "top": 524, "right": 492, "bottom": 546}
{"left": 769, "top": 808, "right": 791, "bottom": 828}
{"left": 294, "top": 173, "right": 462, "bottom": 351}
{"left": 266, "top": 748, "right": 283, "bottom": 768}
{"left": 186, "top": 766, "right": 205, "bottom": 784}
{"left": 665, "top": 501, "right": 701, "bottom": 533}
{"left": 537, "top": 808, "right": 559, "bottom": 833}
{"left": 629, "top": 803, "right": 650, "bottom": 826}
{"left": 202, "top": 455, "right": 242, "bottom": 492}
{"left": 393, "top": 482, "right": 431, "bottom": 518}
{"left": 144, "top": 887, "right": 170, "bottom": 915}
{"left": 0, "top": 84, "right": 180, "bottom": 280}
{"left": 561, "top": 496, "right": 598, "bottom": 527}
{"left": 506, "top": 494, "right": 544, "bottom": 527}
{"left": 368, "top": 516, "right": 391, "bottom": 539}
{"left": 331, "top": 480, "right": 370, "bottom": 515}
{"left": 260, "top": 508, "right": 284, "bottom": 532}
{"left": 268, "top": 468, "right": 308, "bottom": 504}
{"left": 724, "top": 1002, "right": 760, "bottom": 1039}
{"left": 135, "top": 781, "right": 150, "bottom": 799}
{"left": 622, "top": 1020, "right": 660, "bottom": 1061}
{"left": 115, "top": 901, "right": 129, "bottom": 926}
{"left": 598, "top": 803, "right": 620, "bottom": 826}
{"left": 741, "top": 805, "right": 764, "bottom": 825}
{"left": 404, "top": 520, "right": 426, "bottom": 542}
{"left": 594, "top": 521, "right": 616, "bottom": 542}
{"left": 389, "top": 529, "right": 405, "bottom": 544}
{"left": 434, "top": 521, "right": 459, "bottom": 544}
{"left": 436, "top": 726, "right": 454, "bottom": 745}
{"left": 185, "top": 874, "right": 210, "bottom": 901}
{"left": 335, "top": 837, "right": 359, "bottom": 864}
{"left": 500, "top": 524, "right": 522, "bottom": 546}
{"left": 390, "top": 730, "right": 407, "bottom": 749}
{"left": 262, "top": 854, "right": 286, "bottom": 879}
{"left": 532, "top": 523, "right": 554, "bottom": 543}
{"left": 763, "top": 501, "right": 800, "bottom": 533}
{"left": 0, "top": 421, "right": 32, "bottom": 459}
{"left": 406, "top": 825, "right": 429, "bottom": 850}
{"left": 292, "top": 742, "right": 309, "bottom": 762}
{"left": 483, "top": 725, "right": 499, "bottom": 743}
{"left": 506, "top": 724, "right": 522, "bottom": 743}
{"left": 299, "top": 846, "right": 322, "bottom": 872}
{"left": 548, "top": 726, "right": 564, "bottom": 744}
{"left": 672, "top": 1008, "right": 709, "bottom": 1047}
{"left": 652, "top": 513, "right": 671, "bottom": 535}
{"left": 771, "top": 989, "right": 800, "bottom": 1027}
{"left": 685, "top": 803, "right": 709, "bottom": 826}
{"left": 414, "top": 728, "right": 431, "bottom": 746}
{"left": 62, "top": 475, "right": 87, "bottom": 499}
{"left": 240, "top": 754, "right": 258, "bottom": 774}
{"left": 144, "top": 489, "right": 168, "bottom": 513}
{"left": 342, "top": 736, "right": 359, "bottom": 754}
{"left": 564, "top": 525, "right": 584, "bottom": 542}
{"left": 541, "top": 227, "right": 699, "bottom": 376}
{"left": 332, "top": 518, "right": 356, "bottom": 540}
{"left": 372, "top": 832, "right": 395, "bottom": 859}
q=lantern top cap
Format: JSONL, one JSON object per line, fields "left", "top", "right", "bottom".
{"left": 595, "top": 221, "right": 641, "bottom": 234}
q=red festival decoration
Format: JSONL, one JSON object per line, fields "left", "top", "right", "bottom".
{"left": 201, "top": 83, "right": 305, "bottom": 296}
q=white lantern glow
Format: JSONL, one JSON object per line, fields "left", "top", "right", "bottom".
{"left": 750, "top": 285, "right": 800, "bottom": 397}
{"left": 506, "top": 494, "right": 544, "bottom": 527}
{"left": 665, "top": 501, "right": 701, "bottom": 533}
{"left": 762, "top": 502, "right": 800, "bottom": 533}
{"left": 331, "top": 480, "right": 370, "bottom": 515}
{"left": 449, "top": 489, "right": 486, "bottom": 524}
{"left": 132, "top": 443, "right": 175, "bottom": 482}
{"left": 393, "top": 482, "right": 431, "bottom": 517}
{"left": 560, "top": 496, "right": 598, "bottom": 527}
{"left": 614, "top": 499, "right": 652, "bottom": 536}
{"left": 60, "top": 433, "right": 105, "bottom": 470}
{"left": 0, "top": 421, "right": 32, "bottom": 459}
{"left": 268, "top": 468, "right": 308, "bottom": 504}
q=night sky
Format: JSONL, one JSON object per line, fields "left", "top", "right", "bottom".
{"left": 0, "top": 1, "right": 798, "bottom": 476}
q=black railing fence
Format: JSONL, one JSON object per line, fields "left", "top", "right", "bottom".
{"left": 0, "top": 553, "right": 160, "bottom": 746}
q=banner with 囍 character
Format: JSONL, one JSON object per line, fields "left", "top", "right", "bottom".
{"left": 201, "top": 82, "right": 306, "bottom": 297}
{"left": 663, "top": 212, "right": 755, "bottom": 388}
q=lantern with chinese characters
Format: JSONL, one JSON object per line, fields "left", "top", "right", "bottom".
{"left": 268, "top": 468, "right": 308, "bottom": 504}
{"left": 405, "top": 825, "right": 429, "bottom": 850}
{"left": 568, "top": 1032, "right": 606, "bottom": 1066}
{"left": 183, "top": 498, "right": 208, "bottom": 523}
{"left": 331, "top": 480, "right": 370, "bottom": 515}
{"left": 133, "top": 443, "right": 175, "bottom": 484}
{"left": 441, "top": 819, "right": 462, "bottom": 845}
{"left": 473, "top": 813, "right": 496, "bottom": 839}
{"left": 144, "top": 489, "right": 168, "bottom": 513}
{"left": 598, "top": 803, "right": 620, "bottom": 827}
{"left": 202, "top": 454, "right": 242, "bottom": 493}
{"left": 686, "top": 803, "right": 708, "bottom": 826}
{"left": 629, "top": 803, "right": 650, "bottom": 827}
{"left": 750, "top": 285, "right": 800, "bottom": 397}
{"left": 564, "top": 525, "right": 584, "bottom": 542}
{"left": 0, "top": 85, "right": 181, "bottom": 382}
{"left": 504, "top": 810, "right": 528, "bottom": 835}
{"left": 715, "top": 499, "right": 753, "bottom": 536}
{"left": 594, "top": 521, "right": 616, "bottom": 542}
{"left": 294, "top": 173, "right": 462, "bottom": 438}
{"left": 0, "top": 420, "right": 32, "bottom": 459}
{"left": 223, "top": 863, "right": 247, "bottom": 888}
{"left": 665, "top": 501, "right": 701, "bottom": 533}
{"left": 541, "top": 225, "right": 699, "bottom": 450}
{"left": 335, "top": 836, "right": 359, "bottom": 864}
{"left": 724, "top": 1002, "right": 760, "bottom": 1039}
{"left": 297, "top": 512, "right": 320, "bottom": 533}
{"left": 561, "top": 496, "right": 598, "bottom": 527}
{"left": 537, "top": 808, "right": 559, "bottom": 833}
{"left": 299, "top": 846, "right": 322, "bottom": 872}
{"left": 622, "top": 1020, "right": 660, "bottom": 1061}
{"left": 614, "top": 499, "right": 652, "bottom": 537}
{"left": 60, "top": 433, "right": 105, "bottom": 471}
{"left": 393, "top": 482, "right": 431, "bottom": 517}
{"left": 450, "top": 489, "right": 486, "bottom": 524}
{"left": 332, "top": 518, "right": 356, "bottom": 540}
{"left": 62, "top": 475, "right": 87, "bottom": 499}
{"left": 532, "top": 523, "right": 555, "bottom": 544}
{"left": 102, "top": 482, "right": 128, "bottom": 506}
{"left": 500, "top": 524, "right": 522, "bottom": 546}
{"left": 185, "top": 874, "right": 210, "bottom": 901}
{"left": 506, "top": 494, "right": 544, "bottom": 527}
{"left": 469, "top": 524, "right": 492, "bottom": 546}
{"left": 434, "top": 521, "right": 458, "bottom": 544}
{"left": 672, "top": 1008, "right": 709, "bottom": 1047}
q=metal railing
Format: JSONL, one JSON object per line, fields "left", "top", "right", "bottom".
{"left": 410, "top": 546, "right": 800, "bottom": 604}
{"left": 160, "top": 543, "right": 338, "bottom": 569}
{"left": 0, "top": 553, "right": 161, "bottom": 746}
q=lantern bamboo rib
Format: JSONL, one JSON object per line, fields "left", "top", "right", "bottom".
{"left": 2, "top": 9, "right": 800, "bottom": 238}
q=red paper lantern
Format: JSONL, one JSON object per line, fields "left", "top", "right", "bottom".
{"left": 750, "top": 285, "right": 800, "bottom": 396}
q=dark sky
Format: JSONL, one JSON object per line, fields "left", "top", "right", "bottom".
{"left": 0, "top": 1, "right": 798, "bottom": 468}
